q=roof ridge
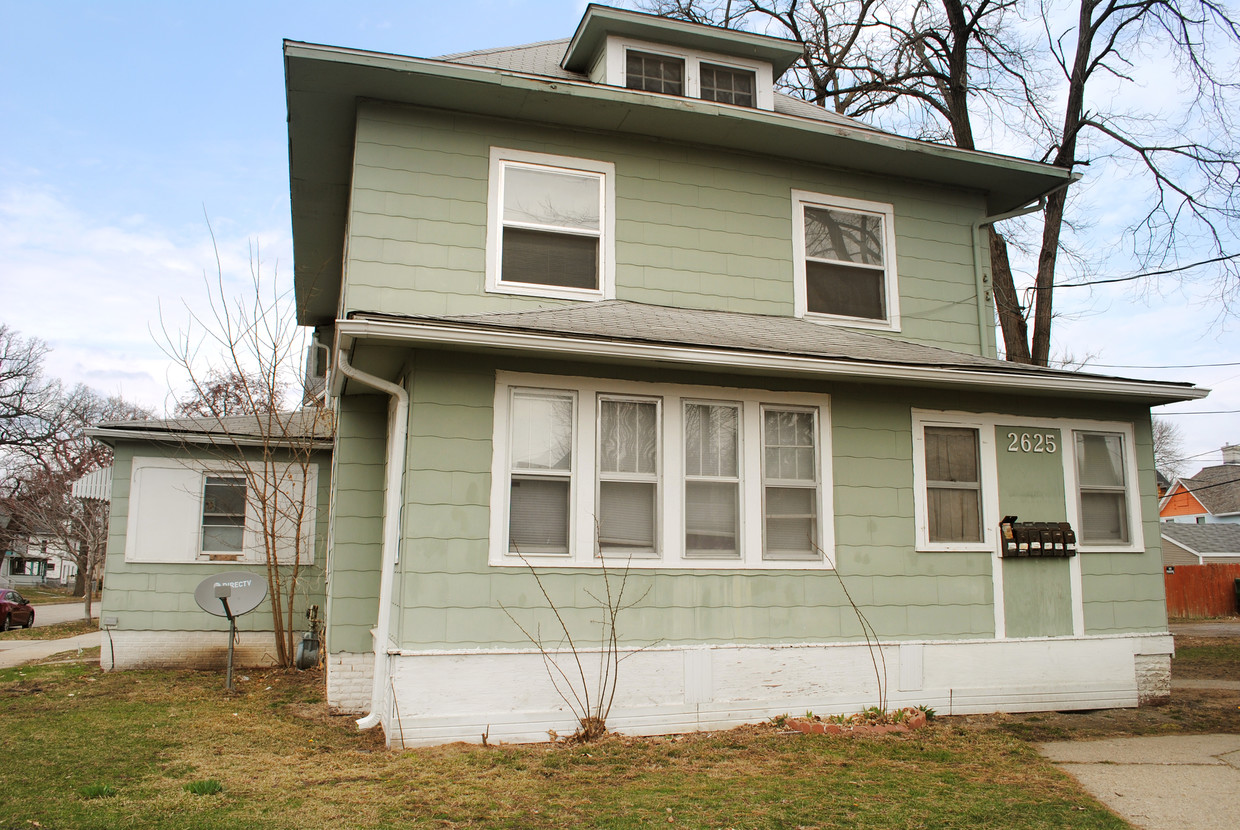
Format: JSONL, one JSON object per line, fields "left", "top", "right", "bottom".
{"left": 436, "top": 37, "right": 570, "bottom": 62}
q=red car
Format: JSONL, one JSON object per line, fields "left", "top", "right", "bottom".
{"left": 0, "top": 589, "right": 35, "bottom": 630}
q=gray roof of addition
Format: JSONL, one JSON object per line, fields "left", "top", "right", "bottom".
{"left": 1176, "top": 464, "right": 1240, "bottom": 516}
{"left": 1161, "top": 522, "right": 1240, "bottom": 555}
{"left": 86, "top": 410, "right": 335, "bottom": 448}
{"left": 440, "top": 38, "right": 880, "bottom": 134}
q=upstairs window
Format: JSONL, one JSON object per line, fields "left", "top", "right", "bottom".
{"left": 487, "top": 149, "right": 615, "bottom": 301}
{"left": 626, "top": 50, "right": 684, "bottom": 95}
{"left": 793, "top": 191, "right": 900, "bottom": 330}
{"left": 700, "top": 63, "right": 755, "bottom": 107}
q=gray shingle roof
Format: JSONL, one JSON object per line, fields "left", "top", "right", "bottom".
{"left": 90, "top": 410, "right": 334, "bottom": 444}
{"left": 438, "top": 38, "right": 882, "bottom": 134}
{"left": 1161, "top": 522, "right": 1240, "bottom": 555}
{"left": 1177, "top": 464, "right": 1240, "bottom": 516}
{"left": 355, "top": 300, "right": 1146, "bottom": 384}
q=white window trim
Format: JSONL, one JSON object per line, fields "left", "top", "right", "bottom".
{"left": 912, "top": 411, "right": 1145, "bottom": 554}
{"left": 484, "top": 147, "right": 616, "bottom": 302}
{"left": 489, "top": 372, "right": 834, "bottom": 570}
{"left": 604, "top": 35, "right": 775, "bottom": 110}
{"left": 792, "top": 189, "right": 901, "bottom": 332}
{"left": 912, "top": 413, "right": 997, "bottom": 553}
{"left": 124, "top": 456, "right": 317, "bottom": 565}
{"left": 1067, "top": 426, "right": 1144, "bottom": 553}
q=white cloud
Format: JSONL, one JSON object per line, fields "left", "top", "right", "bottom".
{"left": 0, "top": 182, "right": 293, "bottom": 414}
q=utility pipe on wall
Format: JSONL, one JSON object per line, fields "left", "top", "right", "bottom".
{"left": 335, "top": 349, "right": 409, "bottom": 731}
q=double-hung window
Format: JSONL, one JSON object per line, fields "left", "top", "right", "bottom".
{"left": 1074, "top": 431, "right": 1131, "bottom": 545}
{"left": 597, "top": 397, "right": 661, "bottom": 555}
{"left": 492, "top": 374, "right": 833, "bottom": 569}
{"left": 762, "top": 408, "right": 821, "bottom": 560}
{"left": 684, "top": 401, "right": 740, "bottom": 557}
{"left": 923, "top": 427, "right": 983, "bottom": 544}
{"left": 201, "top": 476, "right": 247, "bottom": 555}
{"left": 793, "top": 191, "right": 899, "bottom": 329}
{"left": 486, "top": 148, "right": 615, "bottom": 301}
{"left": 507, "top": 390, "right": 576, "bottom": 555}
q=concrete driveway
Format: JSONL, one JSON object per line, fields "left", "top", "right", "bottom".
{"left": 29, "top": 601, "right": 95, "bottom": 627}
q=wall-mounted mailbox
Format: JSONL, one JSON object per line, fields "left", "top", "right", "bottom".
{"left": 999, "top": 516, "right": 1077, "bottom": 558}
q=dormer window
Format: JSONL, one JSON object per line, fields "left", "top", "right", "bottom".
{"left": 626, "top": 51, "right": 684, "bottom": 95}
{"left": 700, "top": 63, "right": 756, "bottom": 107}
{"left": 604, "top": 39, "right": 776, "bottom": 110}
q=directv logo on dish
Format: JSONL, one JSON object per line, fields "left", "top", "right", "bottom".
{"left": 215, "top": 580, "right": 253, "bottom": 589}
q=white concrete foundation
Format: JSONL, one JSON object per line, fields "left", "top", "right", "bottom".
{"left": 378, "top": 634, "right": 1173, "bottom": 747}
{"left": 100, "top": 629, "right": 282, "bottom": 671}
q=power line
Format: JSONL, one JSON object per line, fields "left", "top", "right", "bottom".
{"left": 1054, "top": 252, "right": 1240, "bottom": 288}
{"left": 1156, "top": 409, "right": 1240, "bottom": 415}
{"left": 1087, "top": 360, "right": 1240, "bottom": 369}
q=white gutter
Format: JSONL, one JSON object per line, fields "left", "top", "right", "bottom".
{"left": 334, "top": 349, "right": 409, "bottom": 731}
{"left": 970, "top": 179, "right": 1079, "bottom": 359}
{"left": 336, "top": 318, "right": 1207, "bottom": 404}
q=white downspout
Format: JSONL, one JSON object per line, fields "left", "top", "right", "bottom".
{"left": 335, "top": 349, "right": 408, "bottom": 730}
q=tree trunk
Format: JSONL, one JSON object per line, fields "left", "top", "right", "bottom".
{"left": 990, "top": 229, "right": 1032, "bottom": 363}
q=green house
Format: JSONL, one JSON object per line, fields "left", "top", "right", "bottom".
{"left": 286, "top": 4, "right": 1205, "bottom": 746}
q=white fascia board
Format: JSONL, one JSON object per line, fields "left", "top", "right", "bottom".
{"left": 84, "top": 426, "right": 333, "bottom": 451}
{"left": 335, "top": 318, "right": 1208, "bottom": 403}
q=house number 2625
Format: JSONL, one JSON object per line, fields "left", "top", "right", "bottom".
{"left": 1007, "top": 432, "right": 1057, "bottom": 453}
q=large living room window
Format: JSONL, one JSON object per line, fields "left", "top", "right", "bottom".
{"left": 486, "top": 148, "right": 615, "bottom": 301}
{"left": 491, "top": 373, "right": 833, "bottom": 570}
{"left": 793, "top": 191, "right": 899, "bottom": 330}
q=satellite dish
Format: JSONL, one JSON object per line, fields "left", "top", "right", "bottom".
{"left": 194, "top": 571, "right": 268, "bottom": 617}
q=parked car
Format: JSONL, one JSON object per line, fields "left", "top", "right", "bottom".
{"left": 0, "top": 590, "right": 34, "bottom": 630}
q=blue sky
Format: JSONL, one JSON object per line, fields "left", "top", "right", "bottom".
{"left": 1, "top": 0, "right": 1235, "bottom": 471}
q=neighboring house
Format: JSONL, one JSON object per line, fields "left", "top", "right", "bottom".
{"left": 1161, "top": 523, "right": 1240, "bottom": 566}
{"left": 87, "top": 412, "right": 332, "bottom": 669}
{"left": 284, "top": 4, "right": 1207, "bottom": 747}
{"left": 1160, "top": 444, "right": 1240, "bottom": 524}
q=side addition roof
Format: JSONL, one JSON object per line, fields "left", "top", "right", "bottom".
{"left": 86, "top": 410, "right": 335, "bottom": 450}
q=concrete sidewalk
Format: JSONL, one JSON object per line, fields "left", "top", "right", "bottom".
{"left": 1040, "top": 734, "right": 1240, "bottom": 830}
{"left": 0, "top": 632, "right": 101, "bottom": 669}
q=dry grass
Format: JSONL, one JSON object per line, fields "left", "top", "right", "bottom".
{"left": 0, "top": 659, "right": 1131, "bottom": 830}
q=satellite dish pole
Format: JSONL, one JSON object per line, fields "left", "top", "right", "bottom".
{"left": 195, "top": 572, "right": 268, "bottom": 692}
{"left": 215, "top": 584, "right": 237, "bottom": 691}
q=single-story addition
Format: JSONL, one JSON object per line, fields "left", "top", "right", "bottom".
{"left": 87, "top": 412, "right": 332, "bottom": 670}
{"left": 1161, "top": 523, "right": 1240, "bottom": 566}
{"left": 284, "top": 4, "right": 1209, "bottom": 746}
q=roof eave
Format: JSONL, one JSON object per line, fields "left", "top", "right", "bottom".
{"left": 284, "top": 41, "right": 1076, "bottom": 327}
{"left": 333, "top": 317, "right": 1205, "bottom": 405}
{"left": 84, "top": 426, "right": 333, "bottom": 451}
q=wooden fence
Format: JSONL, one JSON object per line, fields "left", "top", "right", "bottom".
{"left": 1164, "top": 563, "right": 1240, "bottom": 618}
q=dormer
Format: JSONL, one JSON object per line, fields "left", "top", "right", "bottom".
{"left": 562, "top": 4, "right": 803, "bottom": 112}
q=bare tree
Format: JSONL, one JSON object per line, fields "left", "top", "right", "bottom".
{"left": 156, "top": 235, "right": 332, "bottom": 668}
{"left": 0, "top": 325, "right": 73, "bottom": 452}
{"left": 2, "top": 382, "right": 151, "bottom": 618}
{"left": 647, "top": 0, "right": 1240, "bottom": 365}
{"left": 1152, "top": 415, "right": 1187, "bottom": 479}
